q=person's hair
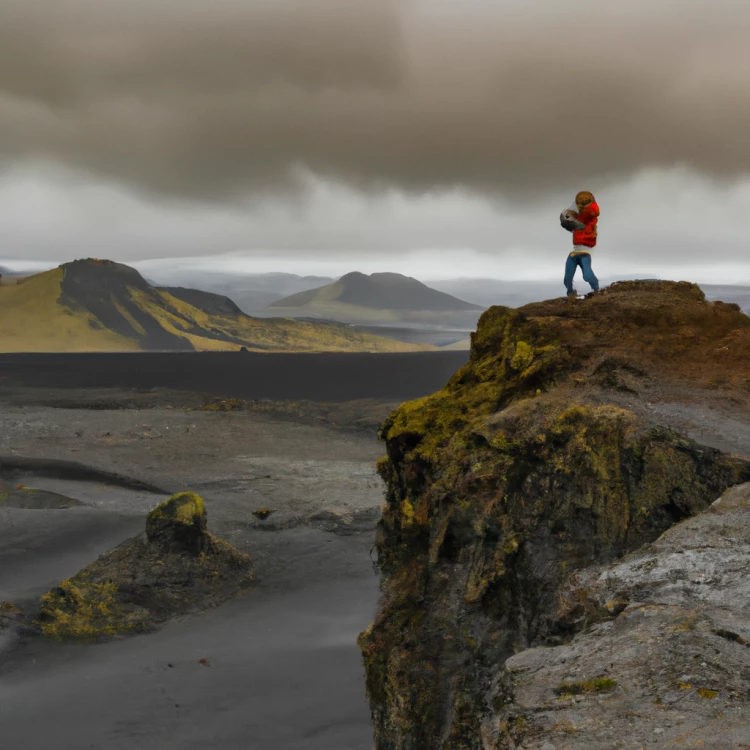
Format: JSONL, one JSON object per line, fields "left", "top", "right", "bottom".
{"left": 575, "top": 190, "right": 595, "bottom": 208}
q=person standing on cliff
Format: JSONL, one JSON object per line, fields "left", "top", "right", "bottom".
{"left": 559, "top": 190, "right": 600, "bottom": 298}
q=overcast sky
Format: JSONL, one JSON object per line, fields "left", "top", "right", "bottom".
{"left": 1, "top": 0, "right": 749, "bottom": 282}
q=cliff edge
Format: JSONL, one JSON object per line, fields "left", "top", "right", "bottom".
{"left": 360, "top": 281, "right": 750, "bottom": 749}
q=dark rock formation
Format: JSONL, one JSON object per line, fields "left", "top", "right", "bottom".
{"left": 359, "top": 281, "right": 750, "bottom": 749}
{"left": 158, "top": 286, "right": 243, "bottom": 317}
{"left": 37, "top": 492, "right": 253, "bottom": 641}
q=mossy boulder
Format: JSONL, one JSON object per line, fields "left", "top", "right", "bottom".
{"left": 359, "top": 281, "right": 750, "bottom": 750}
{"left": 145, "top": 491, "right": 207, "bottom": 552}
{"left": 38, "top": 492, "right": 253, "bottom": 642}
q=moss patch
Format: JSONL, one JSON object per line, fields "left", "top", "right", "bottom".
{"left": 697, "top": 688, "right": 719, "bottom": 700}
{"left": 555, "top": 678, "right": 618, "bottom": 696}
{"left": 146, "top": 491, "right": 204, "bottom": 528}
{"left": 38, "top": 580, "right": 148, "bottom": 641}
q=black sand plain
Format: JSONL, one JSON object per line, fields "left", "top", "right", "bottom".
{"left": 0, "top": 350, "right": 469, "bottom": 402}
{"left": 0, "top": 351, "right": 467, "bottom": 749}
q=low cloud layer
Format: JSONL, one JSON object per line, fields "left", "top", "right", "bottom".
{"left": 1, "top": 0, "right": 749, "bottom": 202}
{"left": 3, "top": 164, "right": 750, "bottom": 285}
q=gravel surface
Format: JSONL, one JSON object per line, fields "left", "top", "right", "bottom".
{"left": 0, "top": 386, "right": 393, "bottom": 749}
{"left": 0, "top": 398, "right": 387, "bottom": 532}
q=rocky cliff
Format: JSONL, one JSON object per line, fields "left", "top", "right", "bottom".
{"left": 359, "top": 281, "right": 750, "bottom": 749}
{"left": 499, "top": 481, "right": 750, "bottom": 748}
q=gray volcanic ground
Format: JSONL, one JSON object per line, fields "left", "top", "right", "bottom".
{"left": 0, "top": 385, "right": 407, "bottom": 749}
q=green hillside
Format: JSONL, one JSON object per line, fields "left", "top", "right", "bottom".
{"left": 268, "top": 271, "right": 484, "bottom": 323}
{"left": 0, "top": 260, "right": 434, "bottom": 353}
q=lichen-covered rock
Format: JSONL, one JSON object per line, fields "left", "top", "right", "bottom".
{"left": 359, "top": 281, "right": 750, "bottom": 750}
{"left": 38, "top": 492, "right": 253, "bottom": 641}
{"left": 494, "top": 482, "right": 750, "bottom": 749}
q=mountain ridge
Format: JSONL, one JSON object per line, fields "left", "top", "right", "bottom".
{"left": 270, "top": 271, "right": 484, "bottom": 314}
{"left": 0, "top": 259, "right": 434, "bottom": 353}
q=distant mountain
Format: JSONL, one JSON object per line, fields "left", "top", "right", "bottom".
{"left": 426, "top": 278, "right": 564, "bottom": 309}
{"left": 0, "top": 259, "right": 432, "bottom": 353}
{"left": 440, "top": 338, "right": 472, "bottom": 351}
{"left": 0, "top": 260, "right": 57, "bottom": 277}
{"left": 230, "top": 272, "right": 334, "bottom": 296}
{"left": 136, "top": 268, "right": 334, "bottom": 314}
{"left": 0, "top": 265, "right": 24, "bottom": 280}
{"left": 268, "top": 272, "right": 483, "bottom": 325}
{"left": 700, "top": 284, "right": 750, "bottom": 315}
{"left": 157, "top": 287, "right": 244, "bottom": 317}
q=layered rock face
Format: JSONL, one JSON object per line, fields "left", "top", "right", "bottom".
{"left": 359, "top": 281, "right": 750, "bottom": 749}
{"left": 500, "top": 481, "right": 750, "bottom": 749}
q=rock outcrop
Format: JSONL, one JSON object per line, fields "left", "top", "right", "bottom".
{"left": 37, "top": 492, "right": 253, "bottom": 641}
{"left": 359, "top": 281, "right": 750, "bottom": 749}
{"left": 497, "top": 481, "right": 750, "bottom": 749}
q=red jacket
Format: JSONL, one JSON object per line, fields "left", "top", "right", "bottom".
{"left": 573, "top": 202, "right": 599, "bottom": 247}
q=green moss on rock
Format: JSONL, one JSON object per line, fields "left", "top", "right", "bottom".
{"left": 697, "top": 687, "right": 719, "bottom": 700}
{"left": 38, "top": 580, "right": 148, "bottom": 641}
{"left": 146, "top": 491, "right": 204, "bottom": 527}
{"left": 37, "top": 492, "right": 253, "bottom": 642}
{"left": 555, "top": 677, "right": 617, "bottom": 696}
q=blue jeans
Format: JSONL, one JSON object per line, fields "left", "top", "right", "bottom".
{"left": 564, "top": 253, "right": 599, "bottom": 295}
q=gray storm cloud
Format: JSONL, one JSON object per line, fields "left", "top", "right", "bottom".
{"left": 0, "top": 0, "right": 749, "bottom": 202}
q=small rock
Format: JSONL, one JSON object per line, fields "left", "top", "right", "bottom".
{"left": 654, "top": 728, "right": 665, "bottom": 735}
